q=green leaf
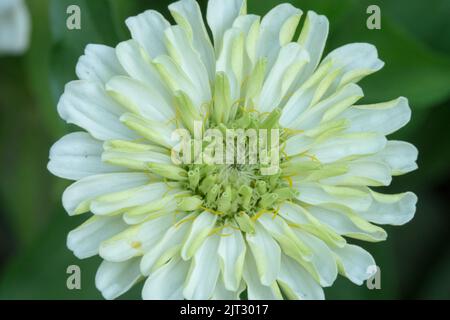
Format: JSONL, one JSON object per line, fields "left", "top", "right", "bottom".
{"left": 381, "top": 0, "right": 450, "bottom": 56}
{"left": 0, "top": 211, "right": 141, "bottom": 299}
{"left": 0, "top": 58, "right": 63, "bottom": 247}
{"left": 419, "top": 248, "right": 450, "bottom": 299}
{"left": 24, "top": 0, "right": 65, "bottom": 139}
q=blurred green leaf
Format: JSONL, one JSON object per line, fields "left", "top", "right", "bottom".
{"left": 0, "top": 59, "right": 58, "bottom": 248}
{"left": 392, "top": 101, "right": 450, "bottom": 189}
{"left": 420, "top": 249, "right": 450, "bottom": 299}
{"left": 0, "top": 211, "right": 141, "bottom": 299}
{"left": 24, "top": 0, "right": 65, "bottom": 139}
{"left": 381, "top": 0, "right": 450, "bottom": 56}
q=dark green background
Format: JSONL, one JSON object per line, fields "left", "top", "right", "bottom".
{"left": 0, "top": 0, "right": 449, "bottom": 299}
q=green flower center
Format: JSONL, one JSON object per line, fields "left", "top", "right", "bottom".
{"left": 179, "top": 107, "right": 298, "bottom": 233}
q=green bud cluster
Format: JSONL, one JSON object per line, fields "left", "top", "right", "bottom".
{"left": 185, "top": 162, "right": 298, "bottom": 221}
{"left": 180, "top": 111, "right": 298, "bottom": 231}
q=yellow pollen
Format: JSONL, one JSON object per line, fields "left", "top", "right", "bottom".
{"left": 131, "top": 241, "right": 142, "bottom": 249}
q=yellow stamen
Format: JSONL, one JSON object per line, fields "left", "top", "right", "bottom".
{"left": 252, "top": 209, "right": 270, "bottom": 221}
{"left": 272, "top": 207, "right": 280, "bottom": 219}
{"left": 175, "top": 215, "right": 196, "bottom": 228}
{"left": 208, "top": 224, "right": 233, "bottom": 237}
{"left": 200, "top": 206, "right": 224, "bottom": 216}
{"left": 284, "top": 128, "right": 305, "bottom": 135}
{"left": 284, "top": 175, "right": 293, "bottom": 188}
{"left": 131, "top": 241, "right": 142, "bottom": 249}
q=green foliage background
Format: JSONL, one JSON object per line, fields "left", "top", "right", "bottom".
{"left": 0, "top": 0, "right": 449, "bottom": 299}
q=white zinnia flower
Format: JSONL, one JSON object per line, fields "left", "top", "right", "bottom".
{"left": 48, "top": 0, "right": 418, "bottom": 300}
{"left": 0, "top": 0, "right": 30, "bottom": 55}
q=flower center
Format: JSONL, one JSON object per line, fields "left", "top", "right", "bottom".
{"left": 179, "top": 108, "right": 298, "bottom": 233}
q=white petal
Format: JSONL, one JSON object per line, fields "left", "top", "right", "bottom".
{"left": 164, "top": 26, "right": 212, "bottom": 104}
{"left": 140, "top": 219, "right": 192, "bottom": 275}
{"left": 99, "top": 215, "right": 172, "bottom": 262}
{"left": 257, "top": 43, "right": 309, "bottom": 112}
{"left": 320, "top": 160, "right": 392, "bottom": 187}
{"left": 122, "top": 194, "right": 179, "bottom": 225}
{"left": 294, "top": 230, "right": 338, "bottom": 287}
{"left": 232, "top": 14, "right": 260, "bottom": 67}
{"left": 308, "top": 132, "right": 387, "bottom": 163}
{"left": 366, "top": 140, "right": 418, "bottom": 175}
{"left": 181, "top": 211, "right": 218, "bottom": 260}
{"left": 102, "top": 149, "right": 171, "bottom": 171}
{"left": 57, "top": 80, "right": 137, "bottom": 141}
{"left": 169, "top": 0, "right": 215, "bottom": 82}
{"left": 342, "top": 97, "right": 411, "bottom": 135}
{"left": 279, "top": 59, "right": 342, "bottom": 128}
{"left": 278, "top": 254, "right": 324, "bottom": 300}
{"left": 76, "top": 44, "right": 125, "bottom": 84}
{"left": 243, "top": 250, "right": 282, "bottom": 300}
{"left": 142, "top": 256, "right": 190, "bottom": 300}
{"left": 278, "top": 202, "right": 311, "bottom": 225}
{"left": 211, "top": 277, "right": 243, "bottom": 300}
{"left": 102, "top": 150, "right": 172, "bottom": 171}
{"left": 294, "top": 11, "right": 329, "bottom": 85}
{"left": 258, "top": 214, "right": 312, "bottom": 262}
{"left": 125, "top": 10, "right": 170, "bottom": 58}
{"left": 67, "top": 215, "right": 128, "bottom": 259}
{"left": 207, "top": 0, "right": 246, "bottom": 54}
{"left": 294, "top": 183, "right": 373, "bottom": 212}
{"left": 62, "top": 172, "right": 150, "bottom": 215}
{"left": 216, "top": 27, "right": 244, "bottom": 102}
{"left": 119, "top": 112, "right": 177, "bottom": 149}
{"left": 183, "top": 235, "right": 220, "bottom": 300}
{"left": 115, "top": 40, "right": 172, "bottom": 105}
{"left": 246, "top": 222, "right": 281, "bottom": 286}
{"left": 320, "top": 43, "right": 384, "bottom": 94}
{"left": 218, "top": 227, "right": 246, "bottom": 291}
{"left": 333, "top": 244, "right": 376, "bottom": 285}
{"left": 277, "top": 202, "right": 348, "bottom": 249}
{"left": 256, "top": 4, "right": 302, "bottom": 70}
{"left": 359, "top": 191, "right": 417, "bottom": 225}
{"left": 307, "top": 205, "right": 387, "bottom": 242}
{"left": 106, "top": 76, "right": 174, "bottom": 122}
{"left": 280, "top": 86, "right": 316, "bottom": 129}
{"left": 95, "top": 258, "right": 142, "bottom": 300}
{"left": 289, "top": 83, "right": 364, "bottom": 131}
{"left": 0, "top": 0, "right": 30, "bottom": 55}
{"left": 48, "top": 132, "right": 122, "bottom": 180}
{"left": 90, "top": 182, "right": 172, "bottom": 216}
{"left": 153, "top": 54, "right": 203, "bottom": 109}
{"left": 283, "top": 133, "right": 315, "bottom": 157}
{"left": 0, "top": 0, "right": 15, "bottom": 11}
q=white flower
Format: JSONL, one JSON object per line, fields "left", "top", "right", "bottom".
{"left": 0, "top": 0, "right": 30, "bottom": 55}
{"left": 48, "top": 0, "right": 418, "bottom": 300}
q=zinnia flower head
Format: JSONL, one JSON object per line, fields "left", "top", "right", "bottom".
{"left": 48, "top": 0, "right": 418, "bottom": 300}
